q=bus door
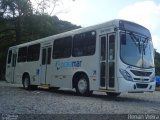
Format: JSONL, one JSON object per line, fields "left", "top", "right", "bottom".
{"left": 100, "top": 33, "right": 116, "bottom": 90}
{"left": 6, "top": 49, "right": 17, "bottom": 83}
{"left": 41, "top": 46, "right": 52, "bottom": 84}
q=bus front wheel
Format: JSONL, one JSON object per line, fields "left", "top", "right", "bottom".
{"left": 75, "top": 75, "right": 91, "bottom": 96}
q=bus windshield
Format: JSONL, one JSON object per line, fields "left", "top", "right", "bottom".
{"left": 120, "top": 31, "right": 154, "bottom": 69}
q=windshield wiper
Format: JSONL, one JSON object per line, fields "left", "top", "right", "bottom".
{"left": 142, "top": 38, "right": 149, "bottom": 55}
{"left": 129, "top": 33, "right": 142, "bottom": 54}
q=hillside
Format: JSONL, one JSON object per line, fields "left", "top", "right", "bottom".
{"left": 0, "top": 15, "right": 81, "bottom": 79}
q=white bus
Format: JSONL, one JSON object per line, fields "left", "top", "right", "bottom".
{"left": 5, "top": 19, "right": 155, "bottom": 96}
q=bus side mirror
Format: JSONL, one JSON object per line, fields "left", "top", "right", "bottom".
{"left": 121, "top": 34, "right": 126, "bottom": 45}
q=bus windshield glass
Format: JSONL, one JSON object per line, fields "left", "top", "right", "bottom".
{"left": 120, "top": 31, "right": 154, "bottom": 68}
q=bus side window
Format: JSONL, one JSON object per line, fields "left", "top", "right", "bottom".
{"left": 120, "top": 32, "right": 126, "bottom": 45}
{"left": 53, "top": 36, "right": 72, "bottom": 59}
{"left": 18, "top": 47, "right": 27, "bottom": 62}
{"left": 42, "top": 49, "right": 46, "bottom": 65}
{"left": 12, "top": 54, "right": 17, "bottom": 67}
{"left": 7, "top": 50, "right": 12, "bottom": 64}
{"left": 47, "top": 48, "right": 51, "bottom": 64}
{"left": 101, "top": 37, "right": 106, "bottom": 61}
{"left": 109, "top": 35, "right": 115, "bottom": 60}
{"left": 27, "top": 43, "right": 40, "bottom": 62}
{"left": 73, "top": 31, "right": 96, "bottom": 57}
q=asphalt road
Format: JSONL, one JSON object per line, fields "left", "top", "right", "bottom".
{"left": 0, "top": 81, "right": 160, "bottom": 120}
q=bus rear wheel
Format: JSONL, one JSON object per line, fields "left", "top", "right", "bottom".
{"left": 106, "top": 92, "right": 121, "bottom": 97}
{"left": 22, "top": 75, "right": 31, "bottom": 90}
{"left": 75, "top": 75, "right": 91, "bottom": 96}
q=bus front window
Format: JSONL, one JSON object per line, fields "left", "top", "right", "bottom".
{"left": 120, "top": 32, "right": 154, "bottom": 69}
{"left": 142, "top": 39, "right": 154, "bottom": 68}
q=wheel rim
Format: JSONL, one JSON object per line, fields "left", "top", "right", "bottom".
{"left": 78, "top": 78, "right": 87, "bottom": 94}
{"left": 24, "top": 77, "right": 29, "bottom": 89}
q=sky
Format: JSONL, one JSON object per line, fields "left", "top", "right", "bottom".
{"left": 51, "top": 0, "right": 160, "bottom": 52}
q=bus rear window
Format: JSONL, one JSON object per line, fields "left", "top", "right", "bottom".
{"left": 7, "top": 50, "right": 12, "bottom": 64}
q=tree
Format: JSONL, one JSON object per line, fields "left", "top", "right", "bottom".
{"left": 33, "top": 0, "right": 60, "bottom": 15}
{"left": 33, "top": 0, "right": 76, "bottom": 15}
{"left": 0, "top": 0, "right": 78, "bottom": 80}
{"left": 0, "top": 0, "right": 33, "bottom": 44}
{"left": 0, "top": 0, "right": 33, "bottom": 79}
{"left": 155, "top": 51, "right": 160, "bottom": 75}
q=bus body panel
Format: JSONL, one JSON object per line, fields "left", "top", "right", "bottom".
{"left": 51, "top": 54, "right": 99, "bottom": 90}
{"left": 116, "top": 46, "right": 155, "bottom": 92}
{"left": 14, "top": 61, "right": 40, "bottom": 85}
{"left": 5, "top": 19, "right": 155, "bottom": 94}
{"left": 118, "top": 78, "right": 155, "bottom": 92}
{"left": 5, "top": 47, "right": 17, "bottom": 83}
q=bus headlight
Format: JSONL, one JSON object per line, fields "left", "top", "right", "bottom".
{"left": 150, "top": 73, "right": 155, "bottom": 82}
{"left": 119, "top": 69, "right": 133, "bottom": 81}
{"left": 150, "top": 76, "right": 155, "bottom": 82}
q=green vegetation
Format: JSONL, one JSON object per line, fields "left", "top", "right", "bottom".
{"left": 155, "top": 51, "right": 160, "bottom": 75}
{"left": 0, "top": 0, "right": 80, "bottom": 79}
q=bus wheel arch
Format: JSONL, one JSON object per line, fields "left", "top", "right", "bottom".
{"left": 72, "top": 72, "right": 92, "bottom": 96}
{"left": 22, "top": 72, "right": 31, "bottom": 90}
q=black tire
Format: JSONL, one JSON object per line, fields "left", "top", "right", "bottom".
{"left": 106, "top": 92, "right": 121, "bottom": 97}
{"left": 30, "top": 85, "right": 38, "bottom": 90}
{"left": 49, "top": 87, "right": 60, "bottom": 91}
{"left": 75, "top": 75, "right": 91, "bottom": 96}
{"left": 22, "top": 75, "right": 31, "bottom": 90}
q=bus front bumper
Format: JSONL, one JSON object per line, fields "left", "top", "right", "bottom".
{"left": 118, "top": 77, "right": 156, "bottom": 93}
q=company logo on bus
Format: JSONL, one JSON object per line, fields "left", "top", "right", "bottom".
{"left": 56, "top": 61, "right": 82, "bottom": 70}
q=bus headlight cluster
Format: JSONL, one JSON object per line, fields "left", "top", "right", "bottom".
{"left": 149, "top": 72, "right": 155, "bottom": 82}
{"left": 150, "top": 76, "right": 155, "bottom": 82}
{"left": 119, "top": 69, "right": 133, "bottom": 81}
